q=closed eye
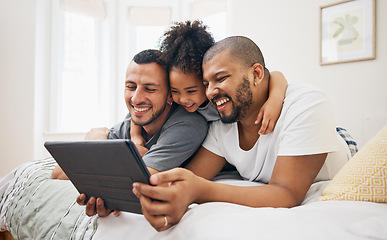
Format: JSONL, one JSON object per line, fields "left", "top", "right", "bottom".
{"left": 216, "top": 75, "right": 228, "bottom": 82}
{"left": 146, "top": 88, "right": 157, "bottom": 93}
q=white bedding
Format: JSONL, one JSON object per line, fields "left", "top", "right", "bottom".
{"left": 93, "top": 180, "right": 387, "bottom": 240}
{"left": 1, "top": 159, "right": 387, "bottom": 240}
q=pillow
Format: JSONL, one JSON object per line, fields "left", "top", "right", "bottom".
{"left": 319, "top": 124, "right": 387, "bottom": 203}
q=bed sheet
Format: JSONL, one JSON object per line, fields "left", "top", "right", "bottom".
{"left": 1, "top": 159, "right": 386, "bottom": 240}
{"left": 93, "top": 180, "right": 387, "bottom": 240}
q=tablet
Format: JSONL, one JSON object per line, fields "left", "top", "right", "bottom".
{"left": 44, "top": 139, "right": 150, "bottom": 214}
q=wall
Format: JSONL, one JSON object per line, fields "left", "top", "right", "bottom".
{"left": 228, "top": 0, "right": 387, "bottom": 147}
{"left": 0, "top": 0, "right": 36, "bottom": 177}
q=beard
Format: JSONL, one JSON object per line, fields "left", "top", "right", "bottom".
{"left": 130, "top": 100, "right": 168, "bottom": 127}
{"left": 214, "top": 77, "right": 253, "bottom": 124}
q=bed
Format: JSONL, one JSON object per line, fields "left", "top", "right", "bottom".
{"left": 1, "top": 124, "right": 386, "bottom": 239}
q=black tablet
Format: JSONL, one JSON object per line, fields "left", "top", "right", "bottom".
{"left": 44, "top": 139, "right": 150, "bottom": 214}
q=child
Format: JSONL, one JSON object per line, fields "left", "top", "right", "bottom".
{"left": 130, "top": 20, "right": 287, "bottom": 148}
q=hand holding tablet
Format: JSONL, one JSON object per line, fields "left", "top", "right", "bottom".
{"left": 45, "top": 139, "right": 150, "bottom": 214}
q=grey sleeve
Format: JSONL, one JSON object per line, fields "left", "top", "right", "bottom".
{"left": 143, "top": 115, "right": 208, "bottom": 171}
{"left": 108, "top": 116, "right": 130, "bottom": 140}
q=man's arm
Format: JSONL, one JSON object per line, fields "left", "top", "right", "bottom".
{"left": 195, "top": 154, "right": 326, "bottom": 206}
{"left": 133, "top": 153, "right": 326, "bottom": 232}
{"left": 185, "top": 146, "right": 227, "bottom": 180}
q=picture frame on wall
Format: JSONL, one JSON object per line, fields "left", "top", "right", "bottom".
{"left": 320, "top": 0, "right": 376, "bottom": 65}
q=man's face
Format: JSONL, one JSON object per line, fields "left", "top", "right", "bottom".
{"left": 124, "top": 61, "right": 170, "bottom": 126}
{"left": 202, "top": 50, "right": 253, "bottom": 123}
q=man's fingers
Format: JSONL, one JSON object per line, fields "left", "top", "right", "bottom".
{"left": 137, "top": 191, "right": 170, "bottom": 216}
{"left": 133, "top": 182, "right": 172, "bottom": 202}
{"left": 85, "top": 197, "right": 97, "bottom": 216}
{"left": 96, "top": 198, "right": 112, "bottom": 217}
{"left": 76, "top": 193, "right": 87, "bottom": 206}
{"left": 113, "top": 210, "right": 121, "bottom": 216}
{"left": 139, "top": 195, "right": 173, "bottom": 232}
{"left": 149, "top": 168, "right": 187, "bottom": 185}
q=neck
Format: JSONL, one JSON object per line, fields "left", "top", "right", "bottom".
{"left": 143, "top": 104, "right": 172, "bottom": 140}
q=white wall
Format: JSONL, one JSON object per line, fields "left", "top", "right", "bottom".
{"left": 1, "top": 0, "right": 386, "bottom": 177}
{"left": 0, "top": 0, "right": 37, "bottom": 177}
{"left": 228, "top": 0, "right": 387, "bottom": 147}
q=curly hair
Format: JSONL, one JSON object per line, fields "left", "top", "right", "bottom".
{"left": 159, "top": 20, "right": 215, "bottom": 78}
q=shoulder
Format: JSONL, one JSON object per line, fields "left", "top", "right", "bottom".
{"left": 160, "top": 105, "right": 208, "bottom": 137}
{"left": 197, "top": 102, "right": 220, "bottom": 122}
{"left": 167, "top": 105, "right": 208, "bottom": 126}
{"left": 285, "top": 83, "right": 328, "bottom": 104}
{"left": 208, "top": 120, "right": 236, "bottom": 136}
{"left": 283, "top": 83, "right": 331, "bottom": 115}
{"left": 108, "top": 113, "right": 131, "bottom": 139}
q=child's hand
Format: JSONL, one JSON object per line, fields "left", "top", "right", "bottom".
{"left": 135, "top": 144, "right": 149, "bottom": 157}
{"left": 131, "top": 136, "right": 146, "bottom": 147}
{"left": 255, "top": 99, "right": 283, "bottom": 135}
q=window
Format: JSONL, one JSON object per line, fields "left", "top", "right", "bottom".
{"left": 116, "top": 0, "right": 179, "bottom": 118}
{"left": 49, "top": 0, "right": 113, "bottom": 133}
{"left": 48, "top": 0, "right": 228, "bottom": 133}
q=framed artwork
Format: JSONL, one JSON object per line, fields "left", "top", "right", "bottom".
{"left": 320, "top": 0, "right": 376, "bottom": 65}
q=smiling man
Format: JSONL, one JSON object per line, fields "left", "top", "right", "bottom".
{"left": 51, "top": 49, "right": 208, "bottom": 216}
{"left": 108, "top": 50, "right": 208, "bottom": 175}
{"left": 132, "top": 36, "right": 351, "bottom": 231}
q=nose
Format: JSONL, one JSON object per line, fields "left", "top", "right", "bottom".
{"left": 131, "top": 88, "right": 145, "bottom": 105}
{"left": 178, "top": 94, "right": 188, "bottom": 104}
{"left": 206, "top": 82, "right": 218, "bottom": 100}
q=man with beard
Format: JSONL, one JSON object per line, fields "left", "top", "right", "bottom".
{"left": 51, "top": 49, "right": 208, "bottom": 216}
{"left": 132, "top": 36, "right": 351, "bottom": 231}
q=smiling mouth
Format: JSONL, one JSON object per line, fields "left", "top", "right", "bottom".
{"left": 183, "top": 103, "right": 195, "bottom": 108}
{"left": 215, "top": 97, "right": 230, "bottom": 107}
{"left": 133, "top": 106, "right": 151, "bottom": 112}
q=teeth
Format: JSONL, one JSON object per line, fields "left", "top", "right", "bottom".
{"left": 184, "top": 103, "right": 194, "bottom": 108}
{"left": 216, "top": 98, "right": 230, "bottom": 106}
{"left": 134, "top": 106, "right": 150, "bottom": 112}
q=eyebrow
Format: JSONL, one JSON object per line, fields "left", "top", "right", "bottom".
{"left": 213, "top": 71, "right": 229, "bottom": 78}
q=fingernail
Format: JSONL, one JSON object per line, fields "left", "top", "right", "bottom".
{"left": 150, "top": 175, "right": 158, "bottom": 184}
{"left": 89, "top": 197, "right": 95, "bottom": 204}
{"left": 132, "top": 187, "right": 138, "bottom": 195}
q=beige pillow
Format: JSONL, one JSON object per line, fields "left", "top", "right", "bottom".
{"left": 319, "top": 124, "right": 387, "bottom": 202}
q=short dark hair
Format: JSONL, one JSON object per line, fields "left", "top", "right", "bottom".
{"left": 159, "top": 20, "right": 215, "bottom": 78}
{"left": 203, "top": 36, "right": 269, "bottom": 78}
{"left": 132, "top": 49, "right": 165, "bottom": 65}
{"left": 132, "top": 49, "right": 169, "bottom": 87}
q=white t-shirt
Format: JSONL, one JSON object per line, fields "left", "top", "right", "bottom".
{"left": 202, "top": 83, "right": 351, "bottom": 183}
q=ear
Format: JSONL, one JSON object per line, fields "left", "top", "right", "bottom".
{"left": 167, "top": 92, "right": 173, "bottom": 105}
{"left": 251, "top": 63, "right": 265, "bottom": 86}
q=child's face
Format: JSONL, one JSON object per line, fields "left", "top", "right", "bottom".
{"left": 169, "top": 67, "right": 208, "bottom": 112}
